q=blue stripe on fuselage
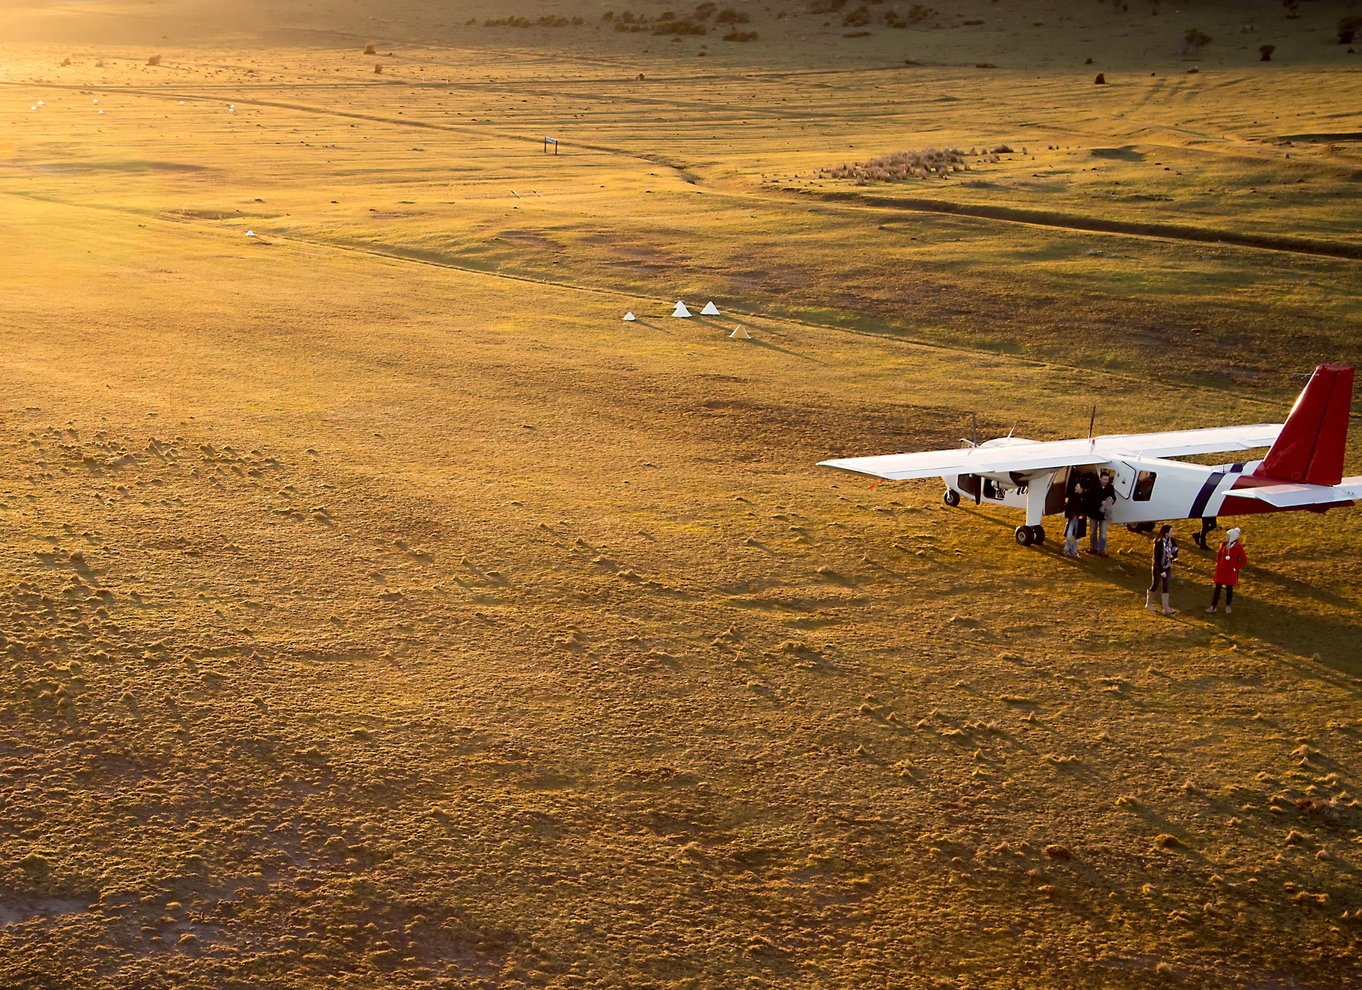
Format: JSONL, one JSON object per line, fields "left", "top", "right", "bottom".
{"left": 1190, "top": 471, "right": 1225, "bottom": 518}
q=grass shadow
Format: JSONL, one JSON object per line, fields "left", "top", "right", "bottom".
{"left": 959, "top": 509, "right": 1362, "bottom": 684}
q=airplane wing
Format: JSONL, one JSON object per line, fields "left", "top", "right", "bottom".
{"left": 1224, "top": 477, "right": 1362, "bottom": 508}
{"left": 1091, "top": 424, "right": 1282, "bottom": 459}
{"left": 819, "top": 438, "right": 1108, "bottom": 481}
{"left": 819, "top": 424, "right": 1283, "bottom": 482}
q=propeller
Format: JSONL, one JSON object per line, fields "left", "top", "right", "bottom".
{"left": 970, "top": 413, "right": 982, "bottom": 504}
{"left": 960, "top": 411, "right": 980, "bottom": 448}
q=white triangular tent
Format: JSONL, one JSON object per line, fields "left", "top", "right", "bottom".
{"left": 729, "top": 325, "right": 752, "bottom": 340}
{"left": 672, "top": 301, "right": 691, "bottom": 318}
{"left": 622, "top": 311, "right": 636, "bottom": 322}
{"left": 701, "top": 301, "right": 720, "bottom": 316}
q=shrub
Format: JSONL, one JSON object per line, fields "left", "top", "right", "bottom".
{"left": 1259, "top": 44, "right": 1275, "bottom": 60}
{"left": 147, "top": 54, "right": 162, "bottom": 66}
{"left": 1094, "top": 72, "right": 1106, "bottom": 84}
{"left": 1339, "top": 16, "right": 1362, "bottom": 44}
{"left": 816, "top": 147, "right": 971, "bottom": 182}
{"left": 724, "top": 30, "right": 758, "bottom": 41}
{"left": 653, "top": 17, "right": 706, "bottom": 35}
{"left": 1182, "top": 28, "right": 1212, "bottom": 55}
{"left": 715, "top": 7, "right": 749, "bottom": 23}
{"left": 810, "top": 0, "right": 847, "bottom": 11}
{"left": 363, "top": 42, "right": 376, "bottom": 54}
{"left": 843, "top": 4, "right": 871, "bottom": 26}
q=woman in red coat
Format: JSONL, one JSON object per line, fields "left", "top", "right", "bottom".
{"left": 1206, "top": 527, "right": 1246, "bottom": 614}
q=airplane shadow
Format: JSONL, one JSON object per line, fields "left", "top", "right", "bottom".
{"left": 631, "top": 319, "right": 673, "bottom": 335}
{"left": 957, "top": 507, "right": 1362, "bottom": 685}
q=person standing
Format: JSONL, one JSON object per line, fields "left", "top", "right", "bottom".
{"left": 1146, "top": 524, "right": 1179, "bottom": 614}
{"left": 1089, "top": 470, "right": 1116, "bottom": 556}
{"left": 1063, "top": 481, "right": 1086, "bottom": 558}
{"left": 1206, "top": 527, "right": 1247, "bottom": 614}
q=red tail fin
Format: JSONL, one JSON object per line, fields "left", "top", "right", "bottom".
{"left": 1254, "top": 365, "right": 1354, "bottom": 486}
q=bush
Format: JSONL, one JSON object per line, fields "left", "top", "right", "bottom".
{"left": 1182, "top": 28, "right": 1211, "bottom": 55}
{"left": 146, "top": 54, "right": 162, "bottom": 66}
{"left": 653, "top": 17, "right": 706, "bottom": 34}
{"left": 810, "top": 0, "right": 848, "bottom": 12}
{"left": 715, "top": 7, "right": 749, "bottom": 23}
{"left": 1339, "top": 16, "right": 1362, "bottom": 44}
{"left": 816, "top": 147, "right": 972, "bottom": 182}
{"left": 1259, "top": 44, "right": 1275, "bottom": 60}
{"left": 723, "top": 29, "right": 758, "bottom": 41}
{"left": 363, "top": 42, "right": 376, "bottom": 54}
{"left": 843, "top": 5, "right": 871, "bottom": 27}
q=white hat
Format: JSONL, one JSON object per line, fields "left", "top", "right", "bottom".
{"left": 1226, "top": 527, "right": 1241, "bottom": 544}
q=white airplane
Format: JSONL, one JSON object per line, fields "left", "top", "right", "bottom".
{"left": 820, "top": 364, "right": 1362, "bottom": 547}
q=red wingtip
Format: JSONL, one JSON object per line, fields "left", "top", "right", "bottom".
{"left": 1254, "top": 365, "right": 1354, "bottom": 486}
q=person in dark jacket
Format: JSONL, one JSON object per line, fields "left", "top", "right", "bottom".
{"left": 1146, "top": 524, "right": 1179, "bottom": 615}
{"left": 1063, "top": 481, "right": 1086, "bottom": 558}
{"left": 1089, "top": 470, "right": 1116, "bottom": 556}
{"left": 1206, "top": 527, "right": 1246, "bottom": 614}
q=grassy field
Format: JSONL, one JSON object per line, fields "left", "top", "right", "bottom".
{"left": 2, "top": 1, "right": 1361, "bottom": 987}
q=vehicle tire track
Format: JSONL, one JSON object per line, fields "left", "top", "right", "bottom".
{"left": 772, "top": 185, "right": 1362, "bottom": 260}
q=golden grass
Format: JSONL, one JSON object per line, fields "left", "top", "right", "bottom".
{"left": 1, "top": 1, "right": 1361, "bottom": 987}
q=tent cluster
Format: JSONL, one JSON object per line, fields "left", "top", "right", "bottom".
{"left": 671, "top": 300, "right": 721, "bottom": 318}
{"left": 623, "top": 301, "right": 721, "bottom": 321}
{"left": 622, "top": 303, "right": 750, "bottom": 340}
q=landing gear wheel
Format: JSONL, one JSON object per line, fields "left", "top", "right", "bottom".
{"left": 1015, "top": 525, "right": 1036, "bottom": 547}
{"left": 1032, "top": 526, "right": 1046, "bottom": 545}
{"left": 943, "top": 489, "right": 960, "bottom": 507}
{"left": 1127, "top": 522, "right": 1156, "bottom": 534}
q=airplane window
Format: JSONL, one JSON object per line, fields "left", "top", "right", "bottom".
{"left": 1133, "top": 471, "right": 1157, "bottom": 501}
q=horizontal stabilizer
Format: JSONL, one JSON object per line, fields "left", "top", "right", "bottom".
{"left": 1227, "top": 477, "right": 1362, "bottom": 508}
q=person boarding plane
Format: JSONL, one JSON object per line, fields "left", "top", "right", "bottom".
{"left": 820, "top": 365, "right": 1361, "bottom": 547}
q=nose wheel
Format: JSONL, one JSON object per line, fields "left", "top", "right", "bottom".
{"left": 943, "top": 488, "right": 960, "bottom": 507}
{"left": 1014, "top": 525, "right": 1046, "bottom": 546}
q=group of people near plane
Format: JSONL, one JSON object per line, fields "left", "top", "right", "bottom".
{"left": 1061, "top": 470, "right": 1248, "bottom": 617}
{"left": 1147, "top": 522, "right": 1247, "bottom": 617}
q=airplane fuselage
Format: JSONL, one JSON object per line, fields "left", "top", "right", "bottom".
{"left": 942, "top": 442, "right": 1283, "bottom": 527}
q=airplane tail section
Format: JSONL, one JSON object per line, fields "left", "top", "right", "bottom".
{"left": 1253, "top": 365, "right": 1354, "bottom": 486}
